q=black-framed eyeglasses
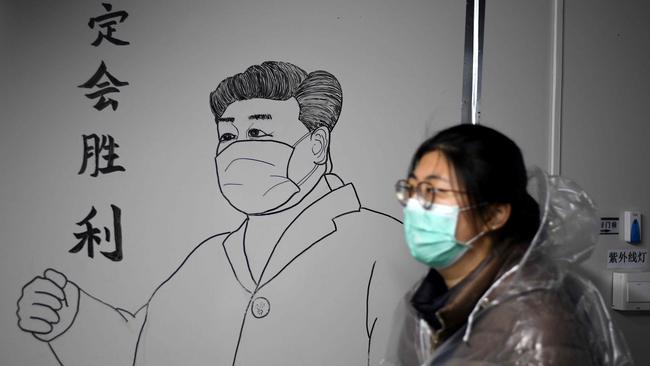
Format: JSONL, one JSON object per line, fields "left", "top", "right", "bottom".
{"left": 395, "top": 179, "right": 466, "bottom": 210}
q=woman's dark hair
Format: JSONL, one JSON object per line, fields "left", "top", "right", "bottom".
{"left": 409, "top": 124, "right": 540, "bottom": 247}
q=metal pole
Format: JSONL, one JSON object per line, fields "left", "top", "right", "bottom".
{"left": 461, "top": 0, "right": 485, "bottom": 125}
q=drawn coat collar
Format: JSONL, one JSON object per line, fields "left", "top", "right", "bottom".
{"left": 222, "top": 174, "right": 361, "bottom": 294}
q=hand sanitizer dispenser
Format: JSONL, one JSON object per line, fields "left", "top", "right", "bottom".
{"left": 624, "top": 211, "right": 642, "bottom": 244}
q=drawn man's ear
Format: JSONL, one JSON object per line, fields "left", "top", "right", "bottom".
{"left": 310, "top": 127, "right": 330, "bottom": 165}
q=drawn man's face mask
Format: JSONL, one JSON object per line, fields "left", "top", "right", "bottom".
{"left": 215, "top": 133, "right": 318, "bottom": 215}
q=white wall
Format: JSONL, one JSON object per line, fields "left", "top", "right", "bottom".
{"left": 481, "top": 0, "right": 553, "bottom": 171}
{"left": 482, "top": 0, "right": 650, "bottom": 363}
{"left": 561, "top": 0, "right": 650, "bottom": 363}
{"left": 0, "top": 1, "right": 464, "bottom": 364}
{"left": 2, "top": 0, "right": 648, "bottom": 364}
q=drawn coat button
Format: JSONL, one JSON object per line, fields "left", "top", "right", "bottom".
{"left": 251, "top": 296, "right": 270, "bottom": 318}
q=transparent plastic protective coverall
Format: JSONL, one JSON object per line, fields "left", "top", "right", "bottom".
{"left": 381, "top": 168, "right": 634, "bottom": 366}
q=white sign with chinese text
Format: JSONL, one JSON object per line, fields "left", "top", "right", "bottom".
{"left": 607, "top": 249, "right": 648, "bottom": 269}
{"left": 600, "top": 217, "right": 620, "bottom": 235}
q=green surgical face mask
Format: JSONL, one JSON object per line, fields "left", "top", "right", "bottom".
{"left": 403, "top": 198, "right": 486, "bottom": 269}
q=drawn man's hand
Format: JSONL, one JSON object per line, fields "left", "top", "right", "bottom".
{"left": 17, "top": 268, "right": 80, "bottom": 342}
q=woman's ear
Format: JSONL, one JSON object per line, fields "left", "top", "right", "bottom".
{"left": 485, "top": 203, "right": 512, "bottom": 231}
{"left": 310, "top": 127, "right": 330, "bottom": 165}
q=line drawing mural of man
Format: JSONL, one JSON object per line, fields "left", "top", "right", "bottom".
{"left": 17, "top": 61, "right": 424, "bottom": 365}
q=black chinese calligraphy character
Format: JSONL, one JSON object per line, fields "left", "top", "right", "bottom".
{"left": 629, "top": 251, "right": 639, "bottom": 263}
{"left": 70, "top": 205, "right": 123, "bottom": 261}
{"left": 70, "top": 206, "right": 101, "bottom": 258}
{"left": 78, "top": 61, "right": 129, "bottom": 111}
{"left": 608, "top": 251, "right": 618, "bottom": 264}
{"left": 79, "top": 134, "right": 125, "bottom": 177}
{"left": 88, "top": 2, "right": 130, "bottom": 46}
{"left": 102, "top": 205, "right": 123, "bottom": 261}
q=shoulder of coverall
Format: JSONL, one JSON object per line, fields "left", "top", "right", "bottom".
{"left": 475, "top": 167, "right": 600, "bottom": 307}
{"left": 442, "top": 168, "right": 635, "bottom": 366}
{"left": 424, "top": 240, "right": 527, "bottom": 349}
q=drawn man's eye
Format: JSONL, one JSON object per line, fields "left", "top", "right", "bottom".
{"left": 219, "top": 133, "right": 237, "bottom": 142}
{"left": 247, "top": 128, "right": 272, "bottom": 138}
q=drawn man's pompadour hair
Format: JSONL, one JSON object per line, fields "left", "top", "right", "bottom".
{"left": 209, "top": 61, "right": 343, "bottom": 132}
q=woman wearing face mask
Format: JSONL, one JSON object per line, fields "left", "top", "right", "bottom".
{"left": 385, "top": 124, "right": 633, "bottom": 366}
